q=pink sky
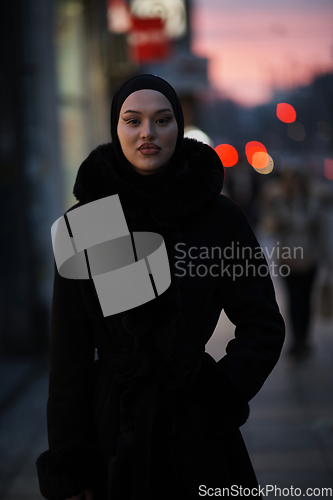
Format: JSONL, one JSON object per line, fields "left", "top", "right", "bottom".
{"left": 191, "top": 0, "right": 333, "bottom": 106}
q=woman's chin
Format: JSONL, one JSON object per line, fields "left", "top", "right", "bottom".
{"left": 131, "top": 161, "right": 167, "bottom": 176}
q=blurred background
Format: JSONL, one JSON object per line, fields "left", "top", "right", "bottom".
{"left": 0, "top": 0, "right": 333, "bottom": 497}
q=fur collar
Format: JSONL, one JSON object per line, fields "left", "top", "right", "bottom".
{"left": 73, "top": 138, "right": 224, "bottom": 228}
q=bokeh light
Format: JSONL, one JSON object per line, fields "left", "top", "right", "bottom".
{"left": 252, "top": 151, "right": 269, "bottom": 169}
{"left": 215, "top": 144, "right": 238, "bottom": 167}
{"left": 245, "top": 141, "right": 267, "bottom": 166}
{"left": 287, "top": 122, "right": 306, "bottom": 141}
{"left": 276, "top": 103, "right": 297, "bottom": 123}
{"left": 253, "top": 154, "right": 274, "bottom": 175}
{"left": 184, "top": 127, "right": 212, "bottom": 146}
{"left": 324, "top": 159, "right": 333, "bottom": 180}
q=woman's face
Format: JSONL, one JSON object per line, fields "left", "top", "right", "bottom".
{"left": 117, "top": 89, "right": 178, "bottom": 175}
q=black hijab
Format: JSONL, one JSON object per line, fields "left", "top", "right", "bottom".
{"left": 110, "top": 74, "right": 185, "bottom": 194}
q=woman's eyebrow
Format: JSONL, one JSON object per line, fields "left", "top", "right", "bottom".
{"left": 155, "top": 108, "right": 173, "bottom": 114}
{"left": 122, "top": 108, "right": 173, "bottom": 115}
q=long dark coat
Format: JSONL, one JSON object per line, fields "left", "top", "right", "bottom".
{"left": 37, "top": 138, "right": 285, "bottom": 500}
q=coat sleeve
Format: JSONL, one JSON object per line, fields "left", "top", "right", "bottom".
{"left": 36, "top": 263, "right": 98, "bottom": 500}
{"left": 194, "top": 201, "right": 285, "bottom": 428}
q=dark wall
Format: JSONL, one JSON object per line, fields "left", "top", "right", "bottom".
{"left": 0, "top": 1, "right": 63, "bottom": 355}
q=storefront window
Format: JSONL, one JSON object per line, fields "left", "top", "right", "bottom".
{"left": 55, "top": 0, "right": 91, "bottom": 208}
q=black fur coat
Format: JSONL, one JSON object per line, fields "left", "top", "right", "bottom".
{"left": 36, "top": 138, "right": 285, "bottom": 500}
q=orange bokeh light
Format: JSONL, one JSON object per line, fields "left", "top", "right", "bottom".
{"left": 253, "top": 154, "right": 274, "bottom": 174}
{"left": 276, "top": 103, "right": 297, "bottom": 123}
{"left": 215, "top": 144, "right": 238, "bottom": 167}
{"left": 245, "top": 141, "right": 267, "bottom": 166}
{"left": 252, "top": 151, "right": 270, "bottom": 169}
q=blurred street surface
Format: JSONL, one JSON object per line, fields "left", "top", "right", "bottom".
{"left": 0, "top": 359, "right": 48, "bottom": 499}
{"left": 1, "top": 275, "right": 333, "bottom": 499}
{"left": 208, "top": 266, "right": 333, "bottom": 497}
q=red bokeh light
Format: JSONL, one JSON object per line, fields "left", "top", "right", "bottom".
{"left": 245, "top": 141, "right": 267, "bottom": 166}
{"left": 324, "top": 158, "right": 333, "bottom": 180}
{"left": 215, "top": 144, "right": 238, "bottom": 167}
{"left": 276, "top": 103, "right": 297, "bottom": 123}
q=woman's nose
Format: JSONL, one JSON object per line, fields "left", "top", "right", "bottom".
{"left": 140, "top": 120, "right": 155, "bottom": 139}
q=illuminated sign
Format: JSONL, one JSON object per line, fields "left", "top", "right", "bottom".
{"left": 130, "top": 0, "right": 186, "bottom": 38}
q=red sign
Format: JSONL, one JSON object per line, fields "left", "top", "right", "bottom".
{"left": 127, "top": 16, "right": 171, "bottom": 64}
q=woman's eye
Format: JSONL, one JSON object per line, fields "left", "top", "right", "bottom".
{"left": 157, "top": 118, "right": 170, "bottom": 124}
{"left": 127, "top": 119, "right": 139, "bottom": 125}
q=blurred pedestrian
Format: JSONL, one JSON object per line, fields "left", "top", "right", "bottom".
{"left": 36, "top": 74, "right": 285, "bottom": 499}
{"left": 269, "top": 170, "right": 322, "bottom": 358}
{"left": 223, "top": 155, "right": 260, "bottom": 227}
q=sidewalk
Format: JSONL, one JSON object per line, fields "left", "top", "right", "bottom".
{"left": 1, "top": 283, "right": 333, "bottom": 499}
{"left": 242, "top": 317, "right": 333, "bottom": 496}
{"left": 0, "top": 359, "right": 48, "bottom": 500}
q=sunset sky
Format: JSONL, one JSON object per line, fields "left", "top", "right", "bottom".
{"left": 191, "top": 0, "right": 333, "bottom": 107}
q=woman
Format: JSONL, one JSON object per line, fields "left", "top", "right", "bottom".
{"left": 36, "top": 75, "right": 285, "bottom": 500}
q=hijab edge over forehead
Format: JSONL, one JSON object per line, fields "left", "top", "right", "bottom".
{"left": 112, "top": 74, "right": 183, "bottom": 126}
{"left": 110, "top": 74, "right": 185, "bottom": 193}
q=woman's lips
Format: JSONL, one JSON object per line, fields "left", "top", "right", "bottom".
{"left": 138, "top": 143, "right": 161, "bottom": 155}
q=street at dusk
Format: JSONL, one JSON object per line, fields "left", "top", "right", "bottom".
{"left": 1, "top": 0, "right": 333, "bottom": 498}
